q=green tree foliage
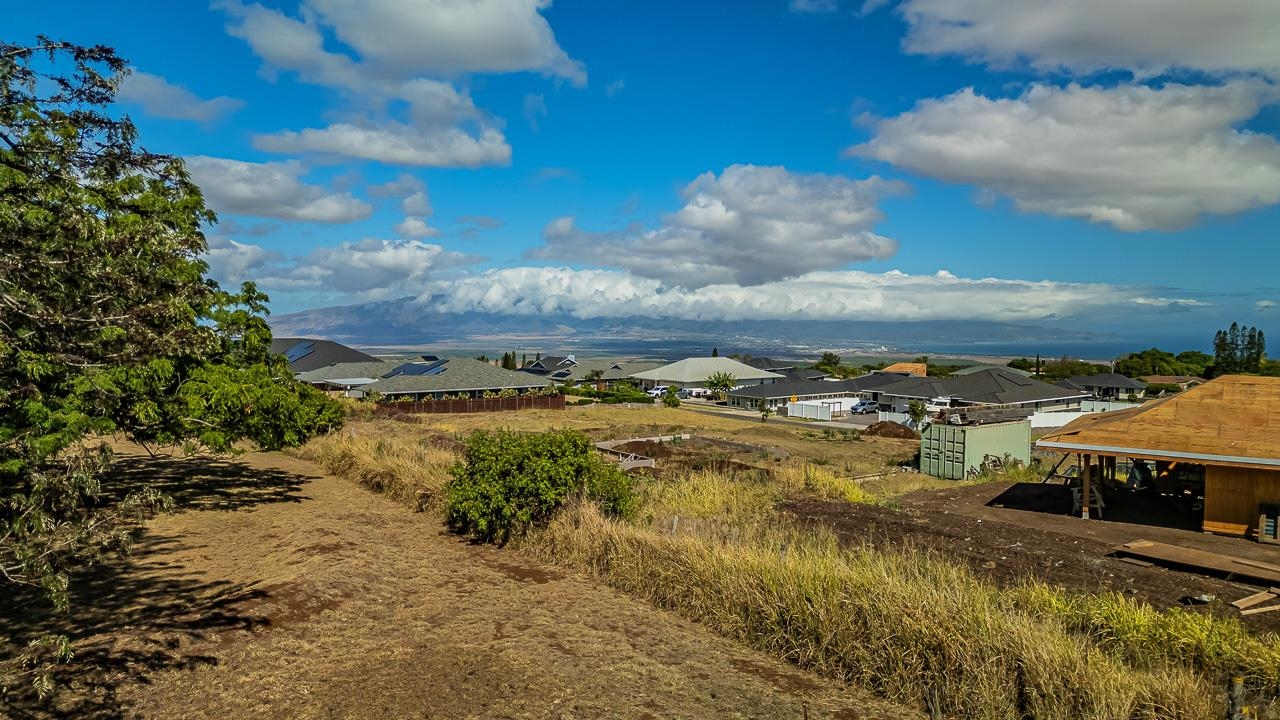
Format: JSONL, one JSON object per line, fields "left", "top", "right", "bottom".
{"left": 1008, "top": 356, "right": 1039, "bottom": 371}
{"left": 703, "top": 371, "right": 737, "bottom": 400}
{"left": 0, "top": 38, "right": 342, "bottom": 689}
{"left": 1038, "top": 357, "right": 1109, "bottom": 382}
{"left": 500, "top": 351, "right": 517, "bottom": 370}
{"left": 756, "top": 399, "right": 772, "bottom": 422}
{"left": 711, "top": 347, "right": 718, "bottom": 357}
{"left": 907, "top": 400, "right": 927, "bottom": 426}
{"left": 662, "top": 387, "right": 680, "bottom": 408}
{"left": 1176, "top": 351, "right": 1213, "bottom": 375}
{"left": 444, "top": 430, "right": 635, "bottom": 543}
{"left": 814, "top": 352, "right": 861, "bottom": 378}
{"left": 1213, "top": 322, "right": 1266, "bottom": 375}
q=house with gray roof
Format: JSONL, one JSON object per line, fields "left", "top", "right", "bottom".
{"left": 950, "top": 364, "right": 1032, "bottom": 377}
{"left": 271, "top": 337, "right": 380, "bottom": 373}
{"left": 1056, "top": 373, "right": 1147, "bottom": 400}
{"left": 872, "top": 368, "right": 1087, "bottom": 413}
{"left": 295, "top": 361, "right": 396, "bottom": 390}
{"left": 563, "top": 359, "right": 666, "bottom": 387}
{"left": 520, "top": 355, "right": 578, "bottom": 380}
{"left": 629, "top": 357, "right": 784, "bottom": 389}
{"left": 360, "top": 357, "right": 553, "bottom": 400}
{"left": 726, "top": 373, "right": 904, "bottom": 410}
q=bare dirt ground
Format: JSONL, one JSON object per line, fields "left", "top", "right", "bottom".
{"left": 2, "top": 446, "right": 917, "bottom": 720}
{"left": 782, "top": 480, "right": 1280, "bottom": 633}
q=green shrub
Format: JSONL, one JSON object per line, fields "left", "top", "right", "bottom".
{"left": 662, "top": 387, "right": 681, "bottom": 407}
{"left": 444, "top": 429, "right": 635, "bottom": 542}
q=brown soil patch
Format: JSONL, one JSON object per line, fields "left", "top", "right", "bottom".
{"left": 612, "top": 436, "right": 779, "bottom": 478}
{"left": 862, "top": 421, "right": 920, "bottom": 440}
{"left": 2, "top": 446, "right": 916, "bottom": 719}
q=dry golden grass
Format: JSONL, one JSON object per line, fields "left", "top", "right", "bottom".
{"left": 301, "top": 415, "right": 1280, "bottom": 718}
{"left": 401, "top": 405, "right": 917, "bottom": 471}
{"left": 294, "top": 432, "right": 457, "bottom": 511}
{"left": 532, "top": 504, "right": 1222, "bottom": 720}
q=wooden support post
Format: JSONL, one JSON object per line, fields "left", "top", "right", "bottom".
{"left": 1082, "top": 454, "right": 1091, "bottom": 519}
{"left": 1227, "top": 675, "right": 1246, "bottom": 719}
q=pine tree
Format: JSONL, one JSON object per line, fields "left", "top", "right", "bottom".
{"left": 712, "top": 347, "right": 719, "bottom": 357}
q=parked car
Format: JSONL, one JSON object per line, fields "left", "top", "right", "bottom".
{"left": 645, "top": 385, "right": 670, "bottom": 398}
{"left": 849, "top": 398, "right": 879, "bottom": 414}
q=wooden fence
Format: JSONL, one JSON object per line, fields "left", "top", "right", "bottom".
{"left": 374, "top": 394, "right": 565, "bottom": 416}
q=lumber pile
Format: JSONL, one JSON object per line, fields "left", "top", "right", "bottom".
{"left": 1231, "top": 589, "right": 1280, "bottom": 616}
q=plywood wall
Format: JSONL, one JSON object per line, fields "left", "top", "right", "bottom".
{"left": 1203, "top": 466, "right": 1280, "bottom": 537}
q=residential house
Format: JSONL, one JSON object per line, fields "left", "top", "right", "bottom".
{"left": 726, "top": 373, "right": 904, "bottom": 410}
{"left": 1138, "top": 375, "right": 1206, "bottom": 391}
{"left": 740, "top": 357, "right": 830, "bottom": 383}
{"left": 951, "top": 364, "right": 1032, "bottom": 378}
{"left": 519, "top": 355, "right": 579, "bottom": 381}
{"left": 360, "top": 358, "right": 554, "bottom": 400}
{"left": 1057, "top": 373, "right": 1147, "bottom": 400}
{"left": 1037, "top": 376, "right": 1280, "bottom": 538}
{"left": 270, "top": 337, "right": 380, "bottom": 373}
{"left": 872, "top": 368, "right": 1087, "bottom": 414}
{"left": 629, "top": 357, "right": 784, "bottom": 389}
{"left": 564, "top": 359, "right": 666, "bottom": 389}
{"left": 295, "top": 361, "right": 396, "bottom": 391}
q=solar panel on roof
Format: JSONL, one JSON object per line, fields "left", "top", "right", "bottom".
{"left": 284, "top": 341, "right": 315, "bottom": 363}
{"left": 385, "top": 359, "right": 448, "bottom": 377}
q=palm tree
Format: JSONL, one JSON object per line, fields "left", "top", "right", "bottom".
{"left": 704, "top": 371, "right": 737, "bottom": 402}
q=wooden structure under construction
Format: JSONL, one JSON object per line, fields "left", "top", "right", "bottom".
{"left": 1037, "top": 376, "right": 1280, "bottom": 539}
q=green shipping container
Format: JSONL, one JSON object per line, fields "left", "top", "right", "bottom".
{"left": 920, "top": 420, "right": 1031, "bottom": 480}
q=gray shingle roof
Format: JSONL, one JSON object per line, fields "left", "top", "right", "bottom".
{"left": 629, "top": 357, "right": 785, "bottom": 384}
{"left": 951, "top": 364, "right": 1032, "bottom": 377}
{"left": 727, "top": 372, "right": 902, "bottom": 400}
{"left": 563, "top": 359, "right": 665, "bottom": 382}
{"left": 362, "top": 357, "right": 553, "bottom": 395}
{"left": 295, "top": 361, "right": 396, "bottom": 384}
{"left": 1061, "top": 373, "right": 1147, "bottom": 390}
{"left": 271, "top": 337, "right": 380, "bottom": 373}
{"left": 877, "top": 368, "right": 1086, "bottom": 406}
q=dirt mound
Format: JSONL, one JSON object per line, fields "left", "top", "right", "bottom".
{"left": 862, "top": 421, "right": 920, "bottom": 440}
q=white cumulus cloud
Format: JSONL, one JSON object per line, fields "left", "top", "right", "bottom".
{"left": 305, "top": 0, "right": 586, "bottom": 85}
{"left": 421, "top": 266, "right": 1180, "bottom": 323}
{"left": 203, "top": 236, "right": 284, "bottom": 286}
{"left": 528, "top": 165, "right": 906, "bottom": 287}
{"left": 850, "top": 82, "right": 1280, "bottom": 231}
{"left": 219, "top": 0, "right": 578, "bottom": 168}
{"left": 898, "top": 0, "right": 1280, "bottom": 78}
{"left": 117, "top": 70, "right": 245, "bottom": 124}
{"left": 205, "top": 237, "right": 475, "bottom": 300}
{"left": 185, "top": 156, "right": 372, "bottom": 222}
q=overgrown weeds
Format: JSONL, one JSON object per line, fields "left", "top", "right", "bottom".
{"left": 299, "top": 422, "right": 1280, "bottom": 718}
{"left": 295, "top": 432, "right": 457, "bottom": 511}
{"left": 533, "top": 505, "right": 1225, "bottom": 719}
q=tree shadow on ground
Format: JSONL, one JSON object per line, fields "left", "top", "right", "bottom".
{"left": 1, "top": 452, "right": 320, "bottom": 718}
{"left": 105, "top": 449, "right": 320, "bottom": 511}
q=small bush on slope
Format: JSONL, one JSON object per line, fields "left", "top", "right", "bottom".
{"left": 445, "top": 429, "right": 635, "bottom": 543}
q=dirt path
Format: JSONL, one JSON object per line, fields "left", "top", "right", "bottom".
{"left": 5, "top": 448, "right": 916, "bottom": 719}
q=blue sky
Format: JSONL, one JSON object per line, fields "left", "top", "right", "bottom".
{"left": 12, "top": 0, "right": 1280, "bottom": 348}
